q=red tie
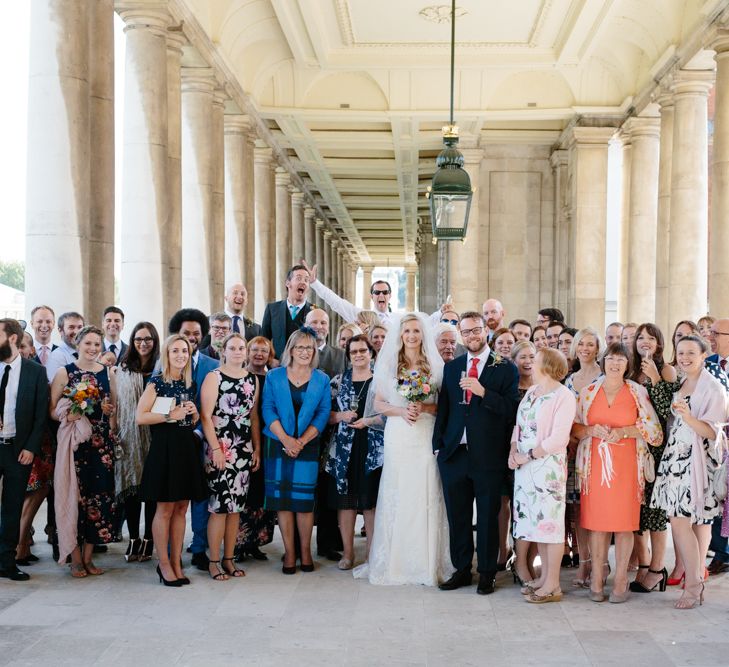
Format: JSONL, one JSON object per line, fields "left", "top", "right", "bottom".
{"left": 467, "top": 357, "right": 480, "bottom": 403}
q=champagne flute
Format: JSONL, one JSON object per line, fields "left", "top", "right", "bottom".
{"left": 179, "top": 392, "right": 191, "bottom": 425}
{"left": 459, "top": 371, "right": 468, "bottom": 405}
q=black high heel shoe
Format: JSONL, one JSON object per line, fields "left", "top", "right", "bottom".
{"left": 630, "top": 566, "right": 667, "bottom": 593}
{"left": 157, "top": 565, "right": 183, "bottom": 587}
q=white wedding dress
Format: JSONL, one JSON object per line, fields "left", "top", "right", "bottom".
{"left": 353, "top": 313, "right": 455, "bottom": 586}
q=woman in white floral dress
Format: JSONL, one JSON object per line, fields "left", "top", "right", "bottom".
{"left": 509, "top": 349, "right": 576, "bottom": 603}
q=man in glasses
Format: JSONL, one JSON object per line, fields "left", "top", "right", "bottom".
{"left": 202, "top": 313, "right": 232, "bottom": 360}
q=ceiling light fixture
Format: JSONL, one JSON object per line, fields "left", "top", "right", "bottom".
{"left": 425, "top": 0, "right": 472, "bottom": 243}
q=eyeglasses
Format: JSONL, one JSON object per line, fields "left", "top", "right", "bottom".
{"left": 441, "top": 318, "right": 459, "bottom": 325}
{"left": 211, "top": 325, "right": 231, "bottom": 333}
{"left": 371, "top": 290, "right": 390, "bottom": 296}
{"left": 711, "top": 331, "right": 729, "bottom": 336}
{"left": 133, "top": 337, "right": 154, "bottom": 344}
{"left": 460, "top": 326, "right": 484, "bottom": 337}
{"left": 293, "top": 345, "right": 315, "bottom": 352}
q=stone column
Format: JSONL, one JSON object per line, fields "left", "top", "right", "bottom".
{"left": 181, "top": 67, "right": 215, "bottom": 314}
{"left": 668, "top": 70, "right": 714, "bottom": 325}
{"left": 625, "top": 116, "right": 661, "bottom": 323}
{"left": 210, "top": 88, "right": 226, "bottom": 310}
{"left": 165, "top": 27, "right": 185, "bottom": 323}
{"left": 349, "top": 262, "right": 358, "bottom": 304}
{"left": 26, "top": 0, "right": 90, "bottom": 315}
{"left": 253, "top": 146, "right": 275, "bottom": 318}
{"left": 291, "top": 189, "right": 305, "bottom": 265}
{"left": 361, "top": 265, "right": 373, "bottom": 308}
{"left": 617, "top": 131, "right": 631, "bottom": 322}
{"left": 322, "top": 230, "right": 332, "bottom": 314}
{"left": 654, "top": 89, "right": 674, "bottom": 335}
{"left": 550, "top": 150, "right": 570, "bottom": 319}
{"left": 243, "top": 128, "right": 256, "bottom": 317}
{"left": 405, "top": 267, "right": 417, "bottom": 311}
{"left": 118, "top": 4, "right": 170, "bottom": 334}
{"left": 224, "top": 114, "right": 253, "bottom": 289}
{"left": 303, "top": 206, "right": 316, "bottom": 265}
{"left": 711, "top": 34, "right": 729, "bottom": 315}
{"left": 88, "top": 0, "right": 115, "bottom": 320}
{"left": 315, "top": 220, "right": 325, "bottom": 308}
{"left": 447, "top": 147, "right": 483, "bottom": 313}
{"left": 567, "top": 127, "right": 614, "bottom": 329}
{"left": 274, "top": 168, "right": 291, "bottom": 300}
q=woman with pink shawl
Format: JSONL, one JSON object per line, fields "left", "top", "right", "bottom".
{"left": 651, "top": 335, "right": 728, "bottom": 609}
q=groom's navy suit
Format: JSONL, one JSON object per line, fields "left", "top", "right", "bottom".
{"left": 433, "top": 350, "right": 520, "bottom": 576}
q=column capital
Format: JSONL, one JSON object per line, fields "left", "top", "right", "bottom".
{"left": 166, "top": 25, "right": 187, "bottom": 54}
{"left": 304, "top": 206, "right": 315, "bottom": 221}
{"left": 223, "top": 113, "right": 253, "bottom": 135}
{"left": 180, "top": 67, "right": 216, "bottom": 94}
{"left": 291, "top": 189, "right": 305, "bottom": 207}
{"left": 549, "top": 148, "right": 568, "bottom": 169}
{"left": 405, "top": 265, "right": 417, "bottom": 276}
{"left": 275, "top": 167, "right": 291, "bottom": 187}
{"left": 116, "top": 1, "right": 170, "bottom": 36}
{"left": 212, "top": 87, "right": 227, "bottom": 110}
{"left": 315, "top": 218, "right": 326, "bottom": 228}
{"left": 671, "top": 69, "right": 715, "bottom": 97}
{"left": 253, "top": 145, "right": 273, "bottom": 165}
{"left": 622, "top": 115, "right": 661, "bottom": 140}
{"left": 567, "top": 126, "right": 616, "bottom": 148}
{"left": 654, "top": 84, "right": 674, "bottom": 111}
{"left": 323, "top": 229, "right": 333, "bottom": 240}
{"left": 710, "top": 29, "right": 729, "bottom": 55}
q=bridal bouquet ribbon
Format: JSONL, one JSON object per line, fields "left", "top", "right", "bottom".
{"left": 62, "top": 374, "right": 101, "bottom": 416}
{"left": 396, "top": 370, "right": 434, "bottom": 403}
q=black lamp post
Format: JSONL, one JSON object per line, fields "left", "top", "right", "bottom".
{"left": 426, "top": 0, "right": 473, "bottom": 242}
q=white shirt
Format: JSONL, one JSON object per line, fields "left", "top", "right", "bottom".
{"left": 33, "top": 339, "right": 53, "bottom": 366}
{"left": 46, "top": 342, "right": 77, "bottom": 384}
{"left": 461, "top": 346, "right": 490, "bottom": 444}
{"left": 310, "top": 279, "right": 442, "bottom": 327}
{"left": 0, "top": 353, "right": 22, "bottom": 438}
{"left": 104, "top": 338, "right": 121, "bottom": 357}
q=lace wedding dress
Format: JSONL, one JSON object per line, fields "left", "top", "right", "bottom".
{"left": 353, "top": 313, "right": 454, "bottom": 586}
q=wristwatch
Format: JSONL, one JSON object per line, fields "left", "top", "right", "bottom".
{"left": 528, "top": 449, "right": 536, "bottom": 461}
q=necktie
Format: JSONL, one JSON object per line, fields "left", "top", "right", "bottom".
{"left": 109, "top": 343, "right": 117, "bottom": 359}
{"left": 232, "top": 316, "right": 241, "bottom": 333}
{"left": 721, "top": 359, "right": 727, "bottom": 372}
{"left": 38, "top": 345, "right": 49, "bottom": 365}
{"left": 0, "top": 365, "right": 10, "bottom": 432}
{"left": 290, "top": 305, "right": 300, "bottom": 320}
{"left": 467, "top": 357, "right": 480, "bottom": 404}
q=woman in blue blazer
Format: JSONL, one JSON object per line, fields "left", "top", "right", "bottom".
{"left": 262, "top": 327, "right": 331, "bottom": 574}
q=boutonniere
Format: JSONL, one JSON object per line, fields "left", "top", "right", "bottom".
{"left": 488, "top": 351, "right": 505, "bottom": 367}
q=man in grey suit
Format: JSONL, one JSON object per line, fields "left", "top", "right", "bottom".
{"left": 303, "top": 308, "right": 345, "bottom": 560}
{"left": 0, "top": 319, "right": 49, "bottom": 581}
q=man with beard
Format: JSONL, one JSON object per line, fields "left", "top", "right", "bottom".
{"left": 433, "top": 311, "right": 520, "bottom": 595}
{"left": 30, "top": 305, "right": 56, "bottom": 367}
{"left": 605, "top": 321, "right": 624, "bottom": 346}
{"left": 261, "top": 265, "right": 312, "bottom": 360}
{"left": 168, "top": 308, "right": 220, "bottom": 570}
{"left": 45, "top": 312, "right": 85, "bottom": 383}
{"left": 224, "top": 283, "right": 261, "bottom": 340}
{"left": 303, "top": 308, "right": 344, "bottom": 560}
{"left": 101, "top": 306, "right": 127, "bottom": 365}
{"left": 482, "top": 299, "right": 505, "bottom": 342}
{"left": 0, "top": 319, "right": 49, "bottom": 581}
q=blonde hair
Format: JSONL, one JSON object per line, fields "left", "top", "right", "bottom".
{"left": 511, "top": 340, "right": 536, "bottom": 361}
{"left": 537, "top": 347, "right": 569, "bottom": 381}
{"left": 280, "top": 329, "right": 319, "bottom": 369}
{"left": 220, "top": 332, "right": 248, "bottom": 365}
{"left": 337, "top": 322, "right": 363, "bottom": 342}
{"left": 569, "top": 327, "right": 603, "bottom": 362}
{"left": 396, "top": 314, "right": 431, "bottom": 377}
{"left": 160, "top": 334, "right": 193, "bottom": 387}
{"left": 357, "top": 310, "right": 380, "bottom": 333}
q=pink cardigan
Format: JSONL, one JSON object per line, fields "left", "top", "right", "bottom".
{"left": 511, "top": 384, "right": 577, "bottom": 454}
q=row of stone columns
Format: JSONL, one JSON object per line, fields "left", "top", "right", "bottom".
{"left": 26, "top": 0, "right": 357, "bottom": 334}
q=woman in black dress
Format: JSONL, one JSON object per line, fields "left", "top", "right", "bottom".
{"left": 325, "top": 335, "right": 383, "bottom": 570}
{"left": 137, "top": 335, "right": 206, "bottom": 587}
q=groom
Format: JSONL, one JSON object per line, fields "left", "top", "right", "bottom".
{"left": 433, "top": 310, "right": 520, "bottom": 594}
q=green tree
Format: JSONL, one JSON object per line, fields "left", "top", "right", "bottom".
{"left": 0, "top": 260, "right": 24, "bottom": 291}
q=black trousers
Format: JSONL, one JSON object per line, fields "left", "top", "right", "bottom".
{"left": 0, "top": 446, "right": 32, "bottom": 570}
{"left": 438, "top": 445, "right": 504, "bottom": 575}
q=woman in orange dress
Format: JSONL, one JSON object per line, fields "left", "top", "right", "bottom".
{"left": 573, "top": 343, "right": 662, "bottom": 604}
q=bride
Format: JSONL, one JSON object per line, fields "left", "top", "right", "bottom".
{"left": 354, "top": 312, "right": 454, "bottom": 586}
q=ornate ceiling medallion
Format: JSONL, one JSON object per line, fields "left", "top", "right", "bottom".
{"left": 419, "top": 5, "right": 467, "bottom": 24}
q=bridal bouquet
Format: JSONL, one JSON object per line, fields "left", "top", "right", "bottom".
{"left": 397, "top": 370, "right": 434, "bottom": 403}
{"left": 62, "top": 375, "right": 101, "bottom": 416}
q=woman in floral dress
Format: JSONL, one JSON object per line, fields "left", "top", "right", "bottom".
{"left": 50, "top": 326, "right": 117, "bottom": 577}
{"left": 200, "top": 333, "right": 260, "bottom": 581}
{"left": 509, "top": 348, "right": 576, "bottom": 603}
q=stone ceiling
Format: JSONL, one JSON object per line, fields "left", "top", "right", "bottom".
{"left": 178, "top": 0, "right": 725, "bottom": 265}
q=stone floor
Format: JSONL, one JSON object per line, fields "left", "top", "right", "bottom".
{"left": 1, "top": 514, "right": 728, "bottom": 667}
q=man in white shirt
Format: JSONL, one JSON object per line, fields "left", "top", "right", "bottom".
{"left": 30, "top": 305, "right": 56, "bottom": 367}
{"left": 102, "top": 306, "right": 127, "bottom": 365}
{"left": 45, "top": 312, "right": 85, "bottom": 383}
{"left": 223, "top": 283, "right": 261, "bottom": 341}
{"left": 0, "top": 318, "right": 49, "bottom": 581}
